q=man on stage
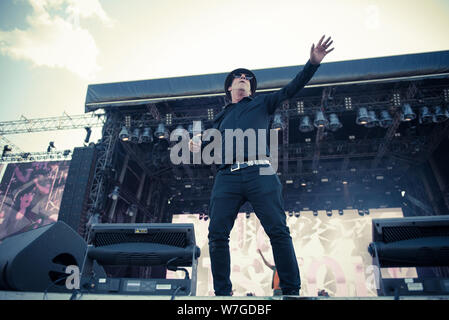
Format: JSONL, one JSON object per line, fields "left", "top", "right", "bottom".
{"left": 191, "top": 35, "right": 334, "bottom": 296}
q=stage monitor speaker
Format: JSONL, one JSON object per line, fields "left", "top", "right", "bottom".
{"left": 369, "top": 215, "right": 449, "bottom": 267}
{"left": 0, "top": 221, "right": 87, "bottom": 292}
{"left": 82, "top": 223, "right": 201, "bottom": 296}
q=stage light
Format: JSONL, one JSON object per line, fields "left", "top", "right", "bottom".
{"left": 344, "top": 97, "right": 352, "bottom": 110}
{"left": 313, "top": 210, "right": 318, "bottom": 217}
{"left": 342, "top": 180, "right": 348, "bottom": 185}
{"left": 338, "top": 209, "right": 344, "bottom": 215}
{"left": 433, "top": 106, "right": 449, "bottom": 123}
{"left": 328, "top": 113, "right": 342, "bottom": 131}
{"left": 358, "top": 209, "right": 364, "bottom": 216}
{"left": 207, "top": 109, "right": 215, "bottom": 121}
{"left": 246, "top": 212, "right": 251, "bottom": 219}
{"left": 272, "top": 113, "right": 284, "bottom": 131}
{"left": 63, "top": 150, "right": 71, "bottom": 157}
{"left": 301, "top": 180, "right": 307, "bottom": 187}
{"left": 155, "top": 123, "right": 168, "bottom": 139}
{"left": 294, "top": 211, "right": 300, "bottom": 218}
{"left": 313, "top": 110, "right": 328, "bottom": 128}
{"left": 203, "top": 215, "right": 209, "bottom": 222}
{"left": 356, "top": 107, "right": 370, "bottom": 125}
{"left": 108, "top": 186, "right": 120, "bottom": 200}
{"left": 401, "top": 103, "right": 416, "bottom": 121}
{"left": 286, "top": 179, "right": 293, "bottom": 184}
{"left": 2, "top": 145, "right": 12, "bottom": 158}
{"left": 365, "top": 111, "right": 380, "bottom": 128}
{"left": 299, "top": 116, "right": 314, "bottom": 133}
{"left": 288, "top": 211, "right": 293, "bottom": 217}
{"left": 84, "top": 127, "right": 92, "bottom": 144}
{"left": 165, "top": 113, "right": 172, "bottom": 126}
{"left": 297, "top": 101, "right": 304, "bottom": 114}
{"left": 419, "top": 106, "right": 433, "bottom": 124}
{"left": 47, "top": 141, "right": 55, "bottom": 153}
{"left": 326, "top": 209, "right": 332, "bottom": 217}
{"left": 379, "top": 110, "right": 393, "bottom": 128}
{"left": 126, "top": 204, "right": 138, "bottom": 217}
{"left": 130, "top": 128, "right": 140, "bottom": 143}
{"left": 199, "top": 213, "right": 204, "bottom": 220}
{"left": 141, "top": 127, "right": 153, "bottom": 143}
{"left": 119, "top": 126, "right": 129, "bottom": 141}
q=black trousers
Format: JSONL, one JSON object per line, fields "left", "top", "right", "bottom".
{"left": 208, "top": 164, "right": 300, "bottom": 295}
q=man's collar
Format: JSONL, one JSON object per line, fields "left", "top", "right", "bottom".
{"left": 225, "top": 96, "right": 253, "bottom": 108}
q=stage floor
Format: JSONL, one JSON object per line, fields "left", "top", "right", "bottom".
{"left": 1, "top": 291, "right": 449, "bottom": 300}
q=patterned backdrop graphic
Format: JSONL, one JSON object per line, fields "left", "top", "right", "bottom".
{"left": 169, "top": 209, "right": 416, "bottom": 297}
{"left": 0, "top": 161, "right": 70, "bottom": 240}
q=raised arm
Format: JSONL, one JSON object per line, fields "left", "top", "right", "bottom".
{"left": 265, "top": 35, "right": 334, "bottom": 115}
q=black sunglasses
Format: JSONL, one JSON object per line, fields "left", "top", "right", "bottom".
{"left": 233, "top": 73, "right": 254, "bottom": 80}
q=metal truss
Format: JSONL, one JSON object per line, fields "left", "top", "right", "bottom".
{"left": 82, "top": 112, "right": 120, "bottom": 237}
{"left": 0, "top": 112, "right": 106, "bottom": 135}
{"left": 0, "top": 150, "right": 72, "bottom": 163}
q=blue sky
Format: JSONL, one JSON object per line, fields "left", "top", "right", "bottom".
{"left": 1, "top": 0, "right": 449, "bottom": 153}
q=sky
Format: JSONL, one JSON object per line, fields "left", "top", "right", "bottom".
{"left": 1, "top": 0, "right": 449, "bottom": 154}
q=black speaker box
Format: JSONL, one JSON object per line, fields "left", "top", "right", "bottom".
{"left": 0, "top": 221, "right": 87, "bottom": 292}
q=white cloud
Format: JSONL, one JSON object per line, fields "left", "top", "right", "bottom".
{"left": 0, "top": 0, "right": 112, "bottom": 79}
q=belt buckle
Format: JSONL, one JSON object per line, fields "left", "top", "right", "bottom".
{"left": 230, "top": 162, "right": 240, "bottom": 172}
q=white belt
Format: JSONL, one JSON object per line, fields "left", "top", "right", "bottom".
{"left": 230, "top": 160, "right": 271, "bottom": 172}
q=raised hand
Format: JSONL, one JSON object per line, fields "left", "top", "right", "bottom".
{"left": 310, "top": 35, "right": 334, "bottom": 65}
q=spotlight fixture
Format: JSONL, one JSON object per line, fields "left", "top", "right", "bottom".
{"left": 433, "top": 106, "right": 449, "bottom": 123}
{"left": 108, "top": 186, "right": 120, "bottom": 200}
{"left": 119, "top": 126, "right": 129, "bottom": 141}
{"left": 245, "top": 212, "right": 251, "bottom": 219}
{"left": 47, "top": 141, "right": 55, "bottom": 153}
{"left": 154, "top": 123, "right": 168, "bottom": 139}
{"left": 328, "top": 113, "right": 342, "bottom": 131}
{"left": 272, "top": 113, "right": 284, "bottom": 131}
{"left": 338, "top": 209, "right": 344, "bottom": 215}
{"left": 2, "top": 145, "right": 12, "bottom": 158}
{"left": 401, "top": 103, "right": 416, "bottom": 121}
{"left": 379, "top": 110, "right": 393, "bottom": 128}
{"left": 365, "top": 111, "right": 380, "bottom": 128}
{"left": 294, "top": 211, "right": 300, "bottom": 218}
{"left": 84, "top": 127, "right": 92, "bottom": 144}
{"left": 141, "top": 127, "right": 153, "bottom": 143}
{"left": 356, "top": 107, "right": 370, "bottom": 125}
{"left": 313, "top": 110, "right": 328, "bottom": 128}
{"left": 299, "top": 116, "right": 314, "bottom": 133}
{"left": 130, "top": 128, "right": 140, "bottom": 143}
{"left": 326, "top": 209, "right": 332, "bottom": 217}
{"left": 419, "top": 107, "right": 433, "bottom": 124}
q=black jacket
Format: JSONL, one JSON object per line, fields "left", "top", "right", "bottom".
{"left": 205, "top": 60, "right": 320, "bottom": 168}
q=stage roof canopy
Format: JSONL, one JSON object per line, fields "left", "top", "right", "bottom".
{"left": 85, "top": 50, "right": 449, "bottom": 112}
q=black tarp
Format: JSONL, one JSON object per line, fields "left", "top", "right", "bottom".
{"left": 85, "top": 50, "right": 449, "bottom": 112}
